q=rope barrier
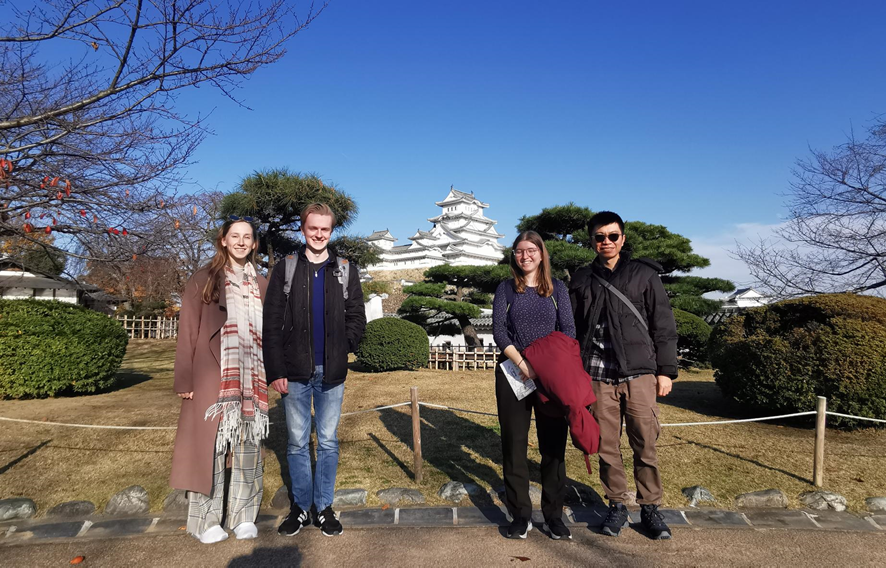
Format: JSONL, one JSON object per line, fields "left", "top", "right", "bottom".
{"left": 418, "top": 402, "right": 498, "bottom": 417}
{"left": 661, "top": 411, "right": 817, "bottom": 427}
{"left": 825, "top": 411, "right": 886, "bottom": 424}
{"left": 340, "top": 402, "right": 411, "bottom": 417}
{"left": 3, "top": 405, "right": 884, "bottom": 430}
{"left": 0, "top": 416, "right": 176, "bottom": 430}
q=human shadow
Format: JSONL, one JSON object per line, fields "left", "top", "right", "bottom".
{"left": 265, "top": 396, "right": 293, "bottom": 502}
{"left": 378, "top": 406, "right": 548, "bottom": 513}
{"left": 228, "top": 546, "right": 302, "bottom": 567}
{"left": 0, "top": 439, "right": 50, "bottom": 475}
{"left": 673, "top": 434, "right": 810, "bottom": 484}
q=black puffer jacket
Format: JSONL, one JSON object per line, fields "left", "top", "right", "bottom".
{"left": 263, "top": 247, "right": 366, "bottom": 385}
{"left": 568, "top": 253, "right": 678, "bottom": 379}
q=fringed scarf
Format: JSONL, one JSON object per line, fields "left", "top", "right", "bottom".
{"left": 205, "top": 263, "right": 269, "bottom": 452}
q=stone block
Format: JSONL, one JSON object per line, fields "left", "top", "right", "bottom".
{"left": 333, "top": 488, "right": 367, "bottom": 508}
{"left": 104, "top": 485, "right": 150, "bottom": 516}
{"left": 47, "top": 500, "right": 96, "bottom": 518}
{"left": 735, "top": 489, "right": 788, "bottom": 509}
{"left": 799, "top": 490, "right": 847, "bottom": 512}
{"left": 162, "top": 490, "right": 188, "bottom": 515}
{"left": 0, "top": 498, "right": 36, "bottom": 521}
{"left": 376, "top": 488, "right": 425, "bottom": 505}
{"left": 270, "top": 486, "right": 291, "bottom": 510}
{"left": 682, "top": 486, "right": 716, "bottom": 507}
{"left": 865, "top": 497, "right": 886, "bottom": 513}
{"left": 398, "top": 507, "right": 453, "bottom": 526}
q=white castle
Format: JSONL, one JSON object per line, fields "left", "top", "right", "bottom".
{"left": 366, "top": 187, "right": 506, "bottom": 270}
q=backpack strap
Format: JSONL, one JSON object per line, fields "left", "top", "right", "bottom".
{"left": 335, "top": 257, "right": 351, "bottom": 300}
{"left": 283, "top": 254, "right": 298, "bottom": 300}
{"left": 591, "top": 273, "right": 648, "bottom": 331}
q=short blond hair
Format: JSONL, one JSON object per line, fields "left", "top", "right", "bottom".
{"left": 300, "top": 202, "right": 337, "bottom": 227}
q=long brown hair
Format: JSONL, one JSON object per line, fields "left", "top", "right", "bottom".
{"left": 509, "top": 230, "right": 553, "bottom": 297}
{"left": 201, "top": 219, "right": 259, "bottom": 304}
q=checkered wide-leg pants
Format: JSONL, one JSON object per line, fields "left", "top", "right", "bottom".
{"left": 187, "top": 431, "right": 264, "bottom": 537}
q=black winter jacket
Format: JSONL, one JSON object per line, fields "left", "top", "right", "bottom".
{"left": 262, "top": 247, "right": 366, "bottom": 385}
{"left": 568, "top": 254, "right": 678, "bottom": 379}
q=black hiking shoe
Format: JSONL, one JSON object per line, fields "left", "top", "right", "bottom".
{"left": 317, "top": 506, "right": 343, "bottom": 537}
{"left": 506, "top": 518, "right": 532, "bottom": 539}
{"left": 544, "top": 517, "right": 572, "bottom": 540}
{"left": 278, "top": 505, "right": 311, "bottom": 536}
{"left": 600, "top": 502, "right": 630, "bottom": 537}
{"left": 641, "top": 504, "right": 672, "bottom": 540}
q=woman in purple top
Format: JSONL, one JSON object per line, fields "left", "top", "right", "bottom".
{"left": 492, "top": 230, "right": 576, "bottom": 541}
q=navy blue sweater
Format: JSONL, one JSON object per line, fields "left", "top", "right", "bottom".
{"left": 492, "top": 279, "right": 575, "bottom": 352}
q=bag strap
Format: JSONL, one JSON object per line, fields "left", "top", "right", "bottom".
{"left": 283, "top": 255, "right": 298, "bottom": 300}
{"left": 284, "top": 251, "right": 352, "bottom": 301}
{"left": 591, "top": 273, "right": 648, "bottom": 331}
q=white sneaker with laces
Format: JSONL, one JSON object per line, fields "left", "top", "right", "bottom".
{"left": 197, "top": 525, "right": 229, "bottom": 544}
{"left": 233, "top": 522, "right": 258, "bottom": 540}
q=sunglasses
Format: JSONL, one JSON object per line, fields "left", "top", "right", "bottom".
{"left": 593, "top": 232, "right": 622, "bottom": 243}
{"left": 229, "top": 215, "right": 254, "bottom": 222}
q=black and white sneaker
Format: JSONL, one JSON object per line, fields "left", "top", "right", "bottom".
{"left": 544, "top": 517, "right": 572, "bottom": 540}
{"left": 641, "top": 504, "right": 672, "bottom": 540}
{"left": 317, "top": 506, "right": 343, "bottom": 537}
{"left": 600, "top": 502, "right": 630, "bottom": 537}
{"left": 278, "top": 505, "right": 311, "bottom": 536}
{"left": 506, "top": 518, "right": 532, "bottom": 539}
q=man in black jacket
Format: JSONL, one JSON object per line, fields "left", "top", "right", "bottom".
{"left": 569, "top": 211, "right": 678, "bottom": 540}
{"left": 263, "top": 203, "right": 366, "bottom": 538}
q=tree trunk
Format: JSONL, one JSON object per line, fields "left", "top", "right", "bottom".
{"left": 457, "top": 315, "right": 481, "bottom": 349}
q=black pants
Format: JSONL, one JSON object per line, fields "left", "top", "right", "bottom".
{"left": 495, "top": 365, "right": 569, "bottom": 522}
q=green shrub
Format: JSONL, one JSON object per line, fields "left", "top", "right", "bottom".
{"left": 0, "top": 299, "right": 129, "bottom": 398}
{"left": 709, "top": 293, "right": 886, "bottom": 427}
{"left": 357, "top": 317, "right": 429, "bottom": 372}
{"left": 673, "top": 309, "right": 711, "bottom": 365}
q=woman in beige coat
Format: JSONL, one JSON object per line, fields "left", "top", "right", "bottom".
{"left": 170, "top": 218, "right": 269, "bottom": 544}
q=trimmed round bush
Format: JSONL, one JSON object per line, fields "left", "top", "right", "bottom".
{"left": 0, "top": 299, "right": 129, "bottom": 398}
{"left": 357, "top": 317, "right": 429, "bottom": 372}
{"left": 709, "top": 293, "right": 886, "bottom": 427}
{"left": 673, "top": 309, "right": 711, "bottom": 365}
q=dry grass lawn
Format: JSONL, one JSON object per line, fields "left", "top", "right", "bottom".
{"left": 1, "top": 340, "right": 884, "bottom": 515}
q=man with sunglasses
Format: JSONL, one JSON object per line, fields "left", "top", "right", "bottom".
{"left": 568, "top": 211, "right": 678, "bottom": 540}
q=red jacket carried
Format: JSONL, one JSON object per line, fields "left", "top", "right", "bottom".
{"left": 523, "top": 331, "right": 600, "bottom": 463}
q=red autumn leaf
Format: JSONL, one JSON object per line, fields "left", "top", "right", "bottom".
{"left": 40, "top": 183, "right": 45, "bottom": 189}
{"left": 174, "top": 219, "right": 180, "bottom": 229}
{"left": 132, "top": 254, "right": 138, "bottom": 260}
{"left": 93, "top": 214, "right": 98, "bottom": 223}
{"left": 113, "top": 228, "right": 120, "bottom": 235}
{"left": 43, "top": 176, "right": 49, "bottom": 182}
{"left": 56, "top": 191, "right": 63, "bottom": 200}
{"left": 122, "top": 229, "right": 128, "bottom": 236}
{"left": 50, "top": 177, "right": 59, "bottom": 187}
{"left": 70, "top": 556, "right": 85, "bottom": 565}
{"left": 80, "top": 209, "right": 87, "bottom": 216}
{"left": 44, "top": 226, "right": 51, "bottom": 234}
{"left": 23, "top": 224, "right": 33, "bottom": 233}
{"left": 52, "top": 218, "right": 57, "bottom": 225}
{"left": 381, "top": 504, "right": 390, "bottom": 510}
{"left": 193, "top": 205, "right": 198, "bottom": 216}
{"left": 24, "top": 211, "right": 30, "bottom": 219}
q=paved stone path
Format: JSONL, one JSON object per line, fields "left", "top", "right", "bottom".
{"left": 3, "top": 504, "right": 885, "bottom": 546}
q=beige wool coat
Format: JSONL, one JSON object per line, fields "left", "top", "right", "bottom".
{"left": 169, "top": 265, "right": 268, "bottom": 496}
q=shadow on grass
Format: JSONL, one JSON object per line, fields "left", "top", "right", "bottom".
{"left": 661, "top": 380, "right": 747, "bottom": 419}
{"left": 0, "top": 439, "right": 50, "bottom": 475}
{"left": 265, "top": 397, "right": 292, "bottom": 501}
{"left": 673, "top": 434, "right": 810, "bottom": 484}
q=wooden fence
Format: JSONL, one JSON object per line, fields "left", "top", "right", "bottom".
{"left": 115, "top": 315, "right": 179, "bottom": 339}
{"left": 428, "top": 346, "right": 500, "bottom": 370}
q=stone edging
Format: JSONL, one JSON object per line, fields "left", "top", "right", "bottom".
{"left": 2, "top": 504, "right": 885, "bottom": 546}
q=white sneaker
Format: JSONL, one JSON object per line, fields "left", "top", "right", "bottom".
{"left": 198, "top": 525, "right": 229, "bottom": 544}
{"left": 233, "top": 522, "right": 258, "bottom": 540}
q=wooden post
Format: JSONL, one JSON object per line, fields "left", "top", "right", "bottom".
{"left": 813, "top": 396, "right": 827, "bottom": 487}
{"left": 410, "top": 386, "right": 423, "bottom": 484}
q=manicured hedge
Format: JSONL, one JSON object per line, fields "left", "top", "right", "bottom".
{"left": 673, "top": 309, "right": 711, "bottom": 365}
{"left": 709, "top": 294, "right": 886, "bottom": 427}
{"left": 357, "top": 317, "right": 429, "bottom": 372}
{"left": 0, "top": 299, "right": 129, "bottom": 398}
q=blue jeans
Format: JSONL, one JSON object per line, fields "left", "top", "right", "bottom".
{"left": 281, "top": 365, "right": 345, "bottom": 512}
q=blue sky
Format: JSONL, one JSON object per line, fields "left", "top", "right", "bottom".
{"left": 174, "top": 0, "right": 886, "bottom": 286}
